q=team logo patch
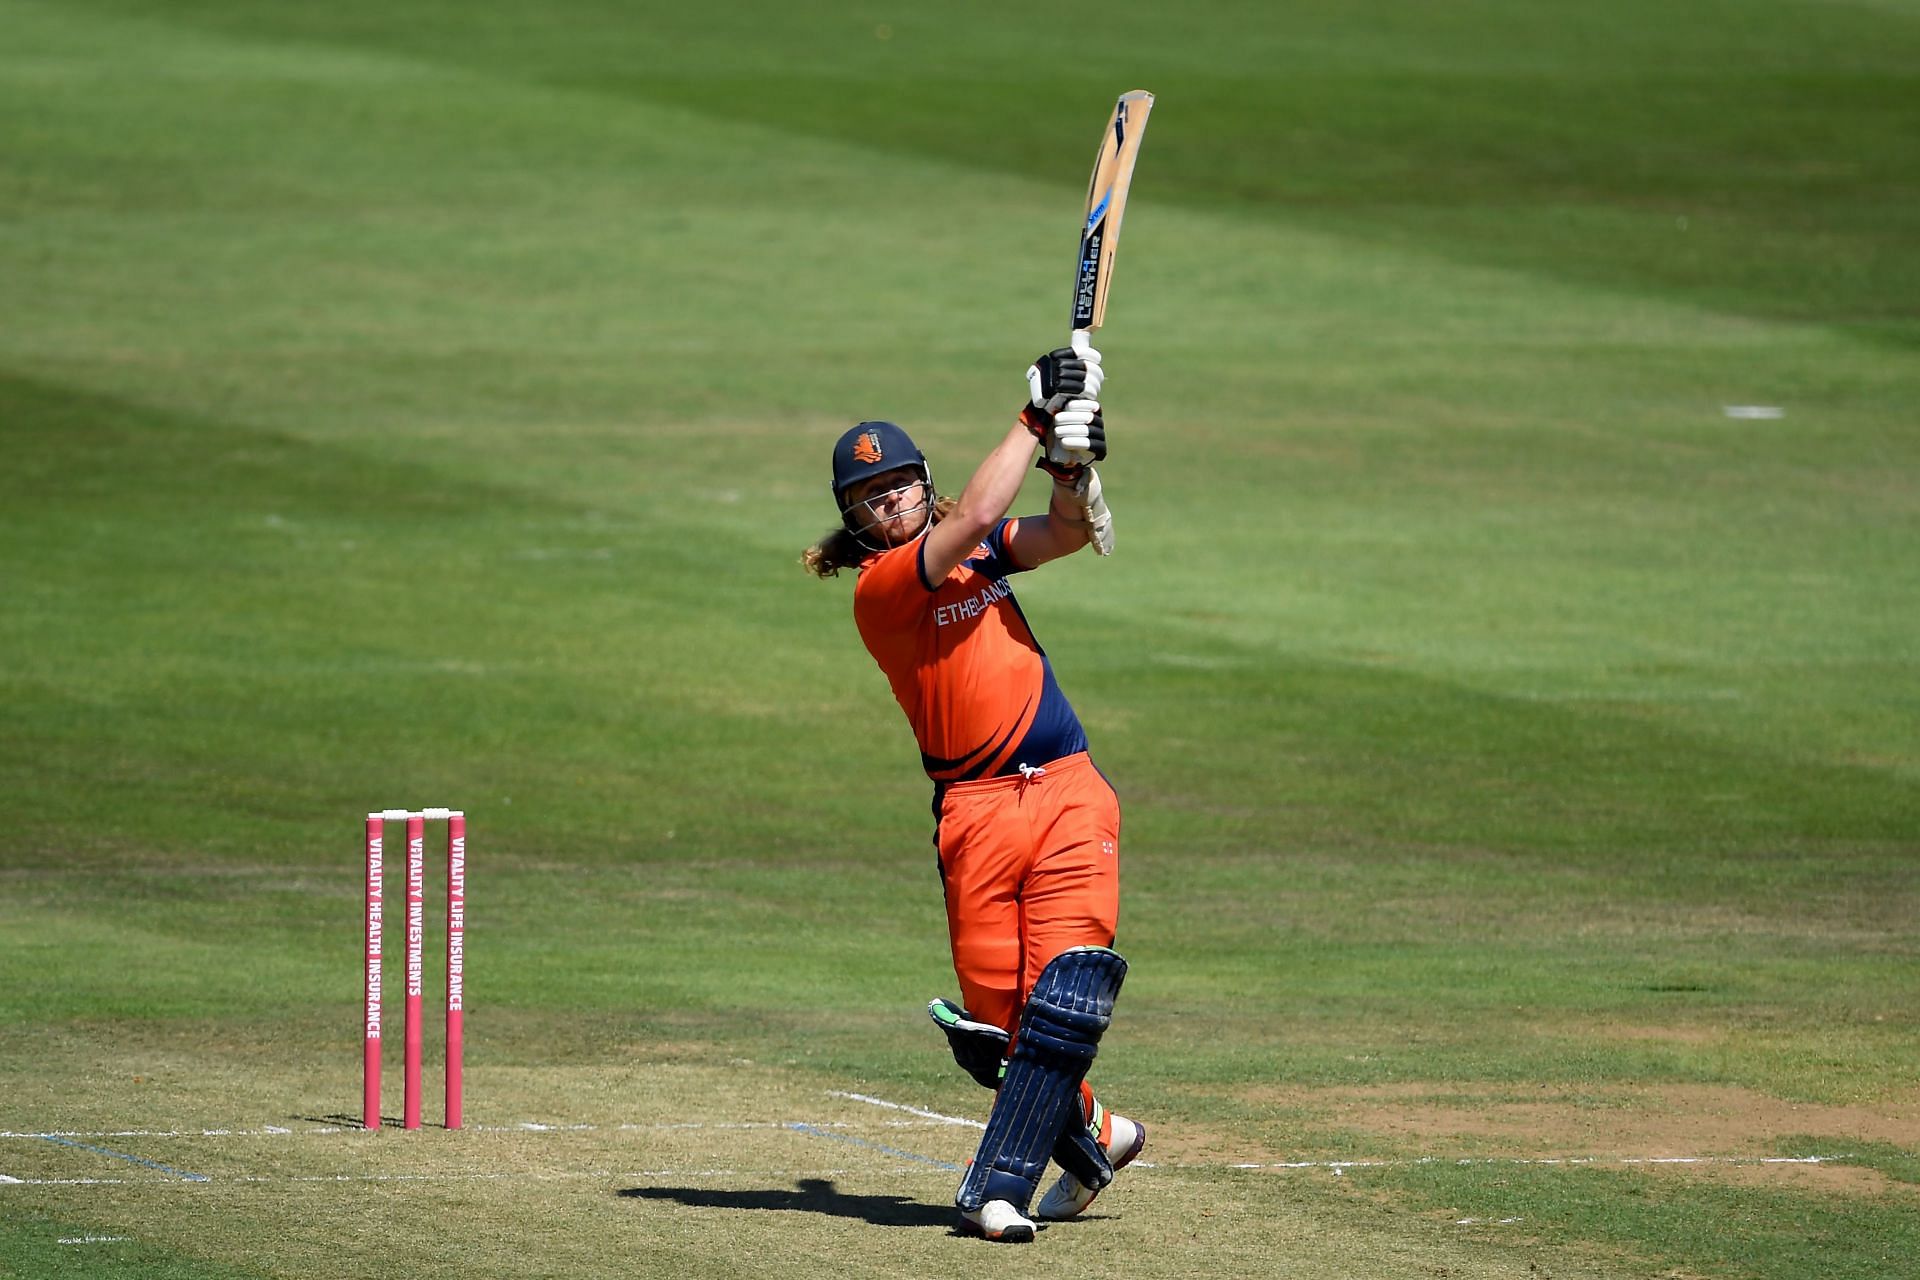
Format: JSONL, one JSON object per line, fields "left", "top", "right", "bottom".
{"left": 852, "top": 431, "right": 884, "bottom": 465}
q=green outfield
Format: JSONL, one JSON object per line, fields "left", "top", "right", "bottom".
{"left": 2, "top": 1, "right": 1916, "bottom": 1276}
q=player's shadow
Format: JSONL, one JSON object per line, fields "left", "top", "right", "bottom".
{"left": 618, "top": 1178, "right": 952, "bottom": 1228}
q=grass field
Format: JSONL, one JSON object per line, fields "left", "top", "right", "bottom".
{"left": 3, "top": 1, "right": 1917, "bottom": 1276}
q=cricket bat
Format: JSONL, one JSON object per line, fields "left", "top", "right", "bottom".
{"left": 1065, "top": 89, "right": 1154, "bottom": 556}
{"left": 1072, "top": 89, "right": 1155, "bottom": 349}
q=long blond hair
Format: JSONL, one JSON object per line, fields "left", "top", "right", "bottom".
{"left": 802, "top": 495, "right": 957, "bottom": 579}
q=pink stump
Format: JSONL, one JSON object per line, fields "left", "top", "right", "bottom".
{"left": 446, "top": 812, "right": 466, "bottom": 1129}
{"left": 404, "top": 813, "right": 425, "bottom": 1130}
{"left": 363, "top": 815, "right": 385, "bottom": 1129}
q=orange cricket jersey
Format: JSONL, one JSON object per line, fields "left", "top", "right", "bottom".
{"left": 854, "top": 519, "right": 1088, "bottom": 784}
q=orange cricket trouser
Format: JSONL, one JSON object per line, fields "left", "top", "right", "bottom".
{"left": 935, "top": 751, "right": 1121, "bottom": 1036}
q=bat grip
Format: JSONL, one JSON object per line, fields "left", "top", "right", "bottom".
{"left": 1061, "top": 328, "right": 1098, "bottom": 467}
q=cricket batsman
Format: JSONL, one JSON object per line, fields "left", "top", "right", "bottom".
{"left": 801, "top": 345, "right": 1144, "bottom": 1242}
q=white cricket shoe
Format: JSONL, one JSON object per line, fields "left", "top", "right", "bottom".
{"left": 957, "top": 1199, "right": 1036, "bottom": 1243}
{"left": 1034, "top": 1114, "right": 1146, "bottom": 1221}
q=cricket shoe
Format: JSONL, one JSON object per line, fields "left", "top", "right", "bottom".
{"left": 956, "top": 1199, "right": 1036, "bottom": 1243}
{"left": 1034, "top": 1114, "right": 1147, "bottom": 1221}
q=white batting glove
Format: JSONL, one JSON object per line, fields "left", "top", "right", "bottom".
{"left": 1077, "top": 465, "right": 1114, "bottom": 556}
{"left": 1026, "top": 346, "right": 1103, "bottom": 414}
{"left": 1050, "top": 398, "right": 1102, "bottom": 454}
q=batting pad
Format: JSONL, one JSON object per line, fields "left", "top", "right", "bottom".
{"left": 1051, "top": 1091, "right": 1114, "bottom": 1191}
{"left": 955, "top": 946, "right": 1128, "bottom": 1212}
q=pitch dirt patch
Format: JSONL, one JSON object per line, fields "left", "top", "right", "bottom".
{"left": 1177, "top": 1082, "right": 1920, "bottom": 1195}
{"left": 1278, "top": 1082, "right": 1920, "bottom": 1156}
{"left": 1653, "top": 1158, "right": 1891, "bottom": 1196}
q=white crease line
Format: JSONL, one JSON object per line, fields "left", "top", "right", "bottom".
{"left": 1219, "top": 1155, "right": 1854, "bottom": 1171}
{"left": 825, "top": 1092, "right": 1859, "bottom": 1174}
{"left": 1230, "top": 1160, "right": 1391, "bottom": 1170}
{"left": 493, "top": 1121, "right": 905, "bottom": 1134}
{"left": 1, "top": 1128, "right": 305, "bottom": 1140}
{"left": 0, "top": 1120, "right": 961, "bottom": 1141}
{"left": 0, "top": 1154, "right": 1864, "bottom": 1190}
{"left": 0, "top": 1102, "right": 1862, "bottom": 1182}
{"left": 2, "top": 1167, "right": 886, "bottom": 1187}
{"left": 825, "top": 1092, "right": 984, "bottom": 1128}
{"left": 60, "top": 1235, "right": 131, "bottom": 1244}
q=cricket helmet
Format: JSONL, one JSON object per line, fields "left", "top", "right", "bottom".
{"left": 831, "top": 420, "right": 934, "bottom": 543}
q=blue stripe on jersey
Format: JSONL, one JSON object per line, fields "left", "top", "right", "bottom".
{"left": 919, "top": 518, "right": 1086, "bottom": 782}
{"left": 1001, "top": 655, "right": 1088, "bottom": 774}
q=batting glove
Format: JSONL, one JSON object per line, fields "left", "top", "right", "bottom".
{"left": 1037, "top": 404, "right": 1105, "bottom": 481}
{"left": 1023, "top": 344, "right": 1105, "bottom": 433}
{"left": 1027, "top": 346, "right": 1098, "bottom": 411}
{"left": 1051, "top": 398, "right": 1105, "bottom": 457}
{"left": 928, "top": 998, "right": 1008, "bottom": 1090}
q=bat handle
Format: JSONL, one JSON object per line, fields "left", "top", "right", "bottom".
{"left": 1060, "top": 327, "right": 1099, "bottom": 467}
{"left": 1063, "top": 330, "right": 1110, "bottom": 556}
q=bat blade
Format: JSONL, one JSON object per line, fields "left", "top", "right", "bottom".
{"left": 1071, "top": 89, "right": 1155, "bottom": 336}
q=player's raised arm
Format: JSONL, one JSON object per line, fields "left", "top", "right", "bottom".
{"left": 921, "top": 418, "right": 1042, "bottom": 585}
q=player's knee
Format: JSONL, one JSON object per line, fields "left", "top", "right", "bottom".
{"left": 1016, "top": 945, "right": 1127, "bottom": 1058}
